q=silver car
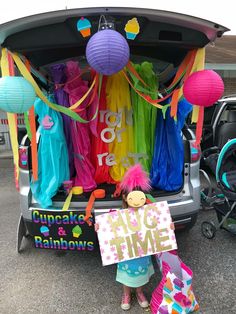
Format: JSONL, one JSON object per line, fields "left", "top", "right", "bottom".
{"left": 0, "top": 7, "right": 228, "bottom": 251}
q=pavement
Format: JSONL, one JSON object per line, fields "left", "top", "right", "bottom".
{"left": 0, "top": 149, "right": 13, "bottom": 159}
{"left": 0, "top": 158, "right": 236, "bottom": 314}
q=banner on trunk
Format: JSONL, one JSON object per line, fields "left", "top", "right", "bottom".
{"left": 32, "top": 210, "right": 96, "bottom": 251}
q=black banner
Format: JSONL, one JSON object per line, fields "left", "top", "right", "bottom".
{"left": 32, "top": 210, "right": 96, "bottom": 251}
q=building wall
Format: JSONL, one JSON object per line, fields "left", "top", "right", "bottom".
{"left": 0, "top": 110, "right": 11, "bottom": 150}
{"left": 205, "top": 66, "right": 236, "bottom": 96}
{"left": 0, "top": 110, "right": 25, "bottom": 151}
{"left": 215, "top": 70, "right": 236, "bottom": 96}
{"left": 221, "top": 77, "right": 236, "bottom": 96}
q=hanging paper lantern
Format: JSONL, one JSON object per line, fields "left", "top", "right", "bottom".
{"left": 86, "top": 29, "right": 130, "bottom": 75}
{"left": 183, "top": 69, "right": 224, "bottom": 107}
{"left": 0, "top": 76, "right": 36, "bottom": 113}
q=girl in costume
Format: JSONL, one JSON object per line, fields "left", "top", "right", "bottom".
{"left": 95, "top": 164, "right": 154, "bottom": 310}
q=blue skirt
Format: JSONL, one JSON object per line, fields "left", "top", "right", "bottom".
{"left": 116, "top": 256, "right": 154, "bottom": 288}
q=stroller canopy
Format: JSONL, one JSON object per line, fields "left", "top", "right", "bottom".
{"left": 216, "top": 138, "right": 236, "bottom": 194}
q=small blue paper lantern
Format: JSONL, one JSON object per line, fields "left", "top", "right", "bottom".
{"left": 86, "top": 29, "right": 130, "bottom": 76}
{"left": 0, "top": 76, "right": 36, "bottom": 113}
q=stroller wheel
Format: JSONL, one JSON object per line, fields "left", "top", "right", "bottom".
{"left": 201, "top": 221, "right": 216, "bottom": 239}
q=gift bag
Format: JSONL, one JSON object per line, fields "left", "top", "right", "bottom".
{"left": 150, "top": 251, "right": 199, "bottom": 314}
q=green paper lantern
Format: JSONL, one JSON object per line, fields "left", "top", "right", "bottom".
{"left": 0, "top": 76, "right": 36, "bottom": 113}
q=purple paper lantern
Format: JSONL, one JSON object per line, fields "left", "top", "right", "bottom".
{"left": 86, "top": 29, "right": 130, "bottom": 75}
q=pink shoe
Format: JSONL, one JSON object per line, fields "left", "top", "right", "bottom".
{"left": 121, "top": 293, "right": 131, "bottom": 311}
{"left": 136, "top": 291, "right": 149, "bottom": 308}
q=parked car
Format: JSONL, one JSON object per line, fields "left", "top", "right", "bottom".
{"left": 0, "top": 7, "right": 228, "bottom": 250}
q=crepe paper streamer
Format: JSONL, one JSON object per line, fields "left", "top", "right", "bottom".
{"left": 113, "top": 183, "right": 122, "bottom": 198}
{"left": 62, "top": 186, "right": 83, "bottom": 211}
{"left": 98, "top": 74, "right": 103, "bottom": 98}
{"left": 169, "top": 51, "right": 197, "bottom": 118}
{"left": 0, "top": 48, "right": 19, "bottom": 189}
{"left": 30, "top": 96, "right": 69, "bottom": 207}
{"left": 91, "top": 75, "right": 115, "bottom": 185}
{"left": 24, "top": 59, "right": 38, "bottom": 182}
{"left": 86, "top": 29, "right": 130, "bottom": 75}
{"left": 170, "top": 88, "right": 180, "bottom": 118}
{"left": 106, "top": 71, "right": 134, "bottom": 181}
{"left": 29, "top": 106, "right": 38, "bottom": 181}
{"left": 126, "top": 61, "right": 148, "bottom": 87}
{"left": 64, "top": 60, "right": 97, "bottom": 191}
{"left": 190, "top": 48, "right": 205, "bottom": 75}
{"left": 21, "top": 55, "right": 48, "bottom": 86}
{"left": 195, "top": 106, "right": 204, "bottom": 146}
{"left": 73, "top": 73, "right": 99, "bottom": 115}
{"left": 189, "top": 48, "right": 206, "bottom": 123}
{"left": 122, "top": 70, "right": 163, "bottom": 110}
{"left": 50, "top": 64, "right": 75, "bottom": 178}
{"left": 145, "top": 194, "right": 157, "bottom": 203}
{"left": 7, "top": 113, "right": 19, "bottom": 185}
{"left": 84, "top": 189, "right": 106, "bottom": 226}
{"left": 77, "top": 17, "right": 92, "bottom": 37}
{"left": 162, "top": 104, "right": 171, "bottom": 119}
{"left": 150, "top": 99, "right": 192, "bottom": 191}
{"left": 191, "top": 105, "right": 199, "bottom": 124}
{"left": 10, "top": 52, "right": 99, "bottom": 123}
{"left": 27, "top": 54, "right": 95, "bottom": 113}
{"left": 131, "top": 62, "right": 158, "bottom": 173}
{"left": 125, "top": 18, "right": 140, "bottom": 40}
{"left": 69, "top": 75, "right": 96, "bottom": 110}
{"left": 72, "top": 186, "right": 83, "bottom": 195}
{"left": 123, "top": 50, "right": 198, "bottom": 110}
{"left": 24, "top": 112, "right": 32, "bottom": 140}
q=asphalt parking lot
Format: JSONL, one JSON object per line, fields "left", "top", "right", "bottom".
{"left": 0, "top": 158, "right": 236, "bottom": 314}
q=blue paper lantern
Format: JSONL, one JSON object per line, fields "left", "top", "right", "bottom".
{"left": 0, "top": 76, "right": 36, "bottom": 113}
{"left": 86, "top": 29, "right": 130, "bottom": 75}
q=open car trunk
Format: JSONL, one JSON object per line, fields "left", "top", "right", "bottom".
{"left": 0, "top": 7, "right": 229, "bottom": 206}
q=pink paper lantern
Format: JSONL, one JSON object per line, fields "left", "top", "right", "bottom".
{"left": 183, "top": 70, "right": 224, "bottom": 107}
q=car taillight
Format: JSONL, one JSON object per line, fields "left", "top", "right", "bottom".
{"left": 190, "top": 142, "right": 201, "bottom": 163}
{"left": 19, "top": 145, "right": 29, "bottom": 169}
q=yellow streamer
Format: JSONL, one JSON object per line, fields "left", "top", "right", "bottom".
{"left": 69, "top": 78, "right": 96, "bottom": 110}
{"left": 106, "top": 71, "right": 134, "bottom": 181}
{"left": 0, "top": 48, "right": 19, "bottom": 184}
{"left": 62, "top": 186, "right": 83, "bottom": 211}
{"left": 190, "top": 48, "right": 205, "bottom": 123}
{"left": 10, "top": 52, "right": 97, "bottom": 122}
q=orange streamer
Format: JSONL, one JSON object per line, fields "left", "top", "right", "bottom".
{"left": 195, "top": 106, "right": 204, "bottom": 146}
{"left": 25, "top": 60, "right": 38, "bottom": 181}
{"left": 84, "top": 189, "right": 106, "bottom": 226}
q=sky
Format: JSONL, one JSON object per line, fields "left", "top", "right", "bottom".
{"left": 0, "top": 0, "right": 235, "bottom": 34}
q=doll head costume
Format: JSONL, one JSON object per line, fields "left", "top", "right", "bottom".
{"left": 120, "top": 164, "right": 151, "bottom": 208}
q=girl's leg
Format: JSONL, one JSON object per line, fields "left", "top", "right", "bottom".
{"left": 121, "top": 285, "right": 132, "bottom": 311}
{"left": 123, "top": 285, "right": 131, "bottom": 295}
{"left": 136, "top": 286, "right": 149, "bottom": 308}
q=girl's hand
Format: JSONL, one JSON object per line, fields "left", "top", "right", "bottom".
{"left": 170, "top": 222, "right": 175, "bottom": 230}
{"left": 94, "top": 223, "right": 99, "bottom": 232}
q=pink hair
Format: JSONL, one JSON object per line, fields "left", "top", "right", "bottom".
{"left": 120, "top": 164, "right": 151, "bottom": 193}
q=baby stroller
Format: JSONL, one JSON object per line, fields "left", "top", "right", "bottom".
{"left": 201, "top": 138, "right": 236, "bottom": 239}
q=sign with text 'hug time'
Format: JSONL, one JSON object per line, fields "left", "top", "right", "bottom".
{"left": 95, "top": 201, "right": 177, "bottom": 266}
